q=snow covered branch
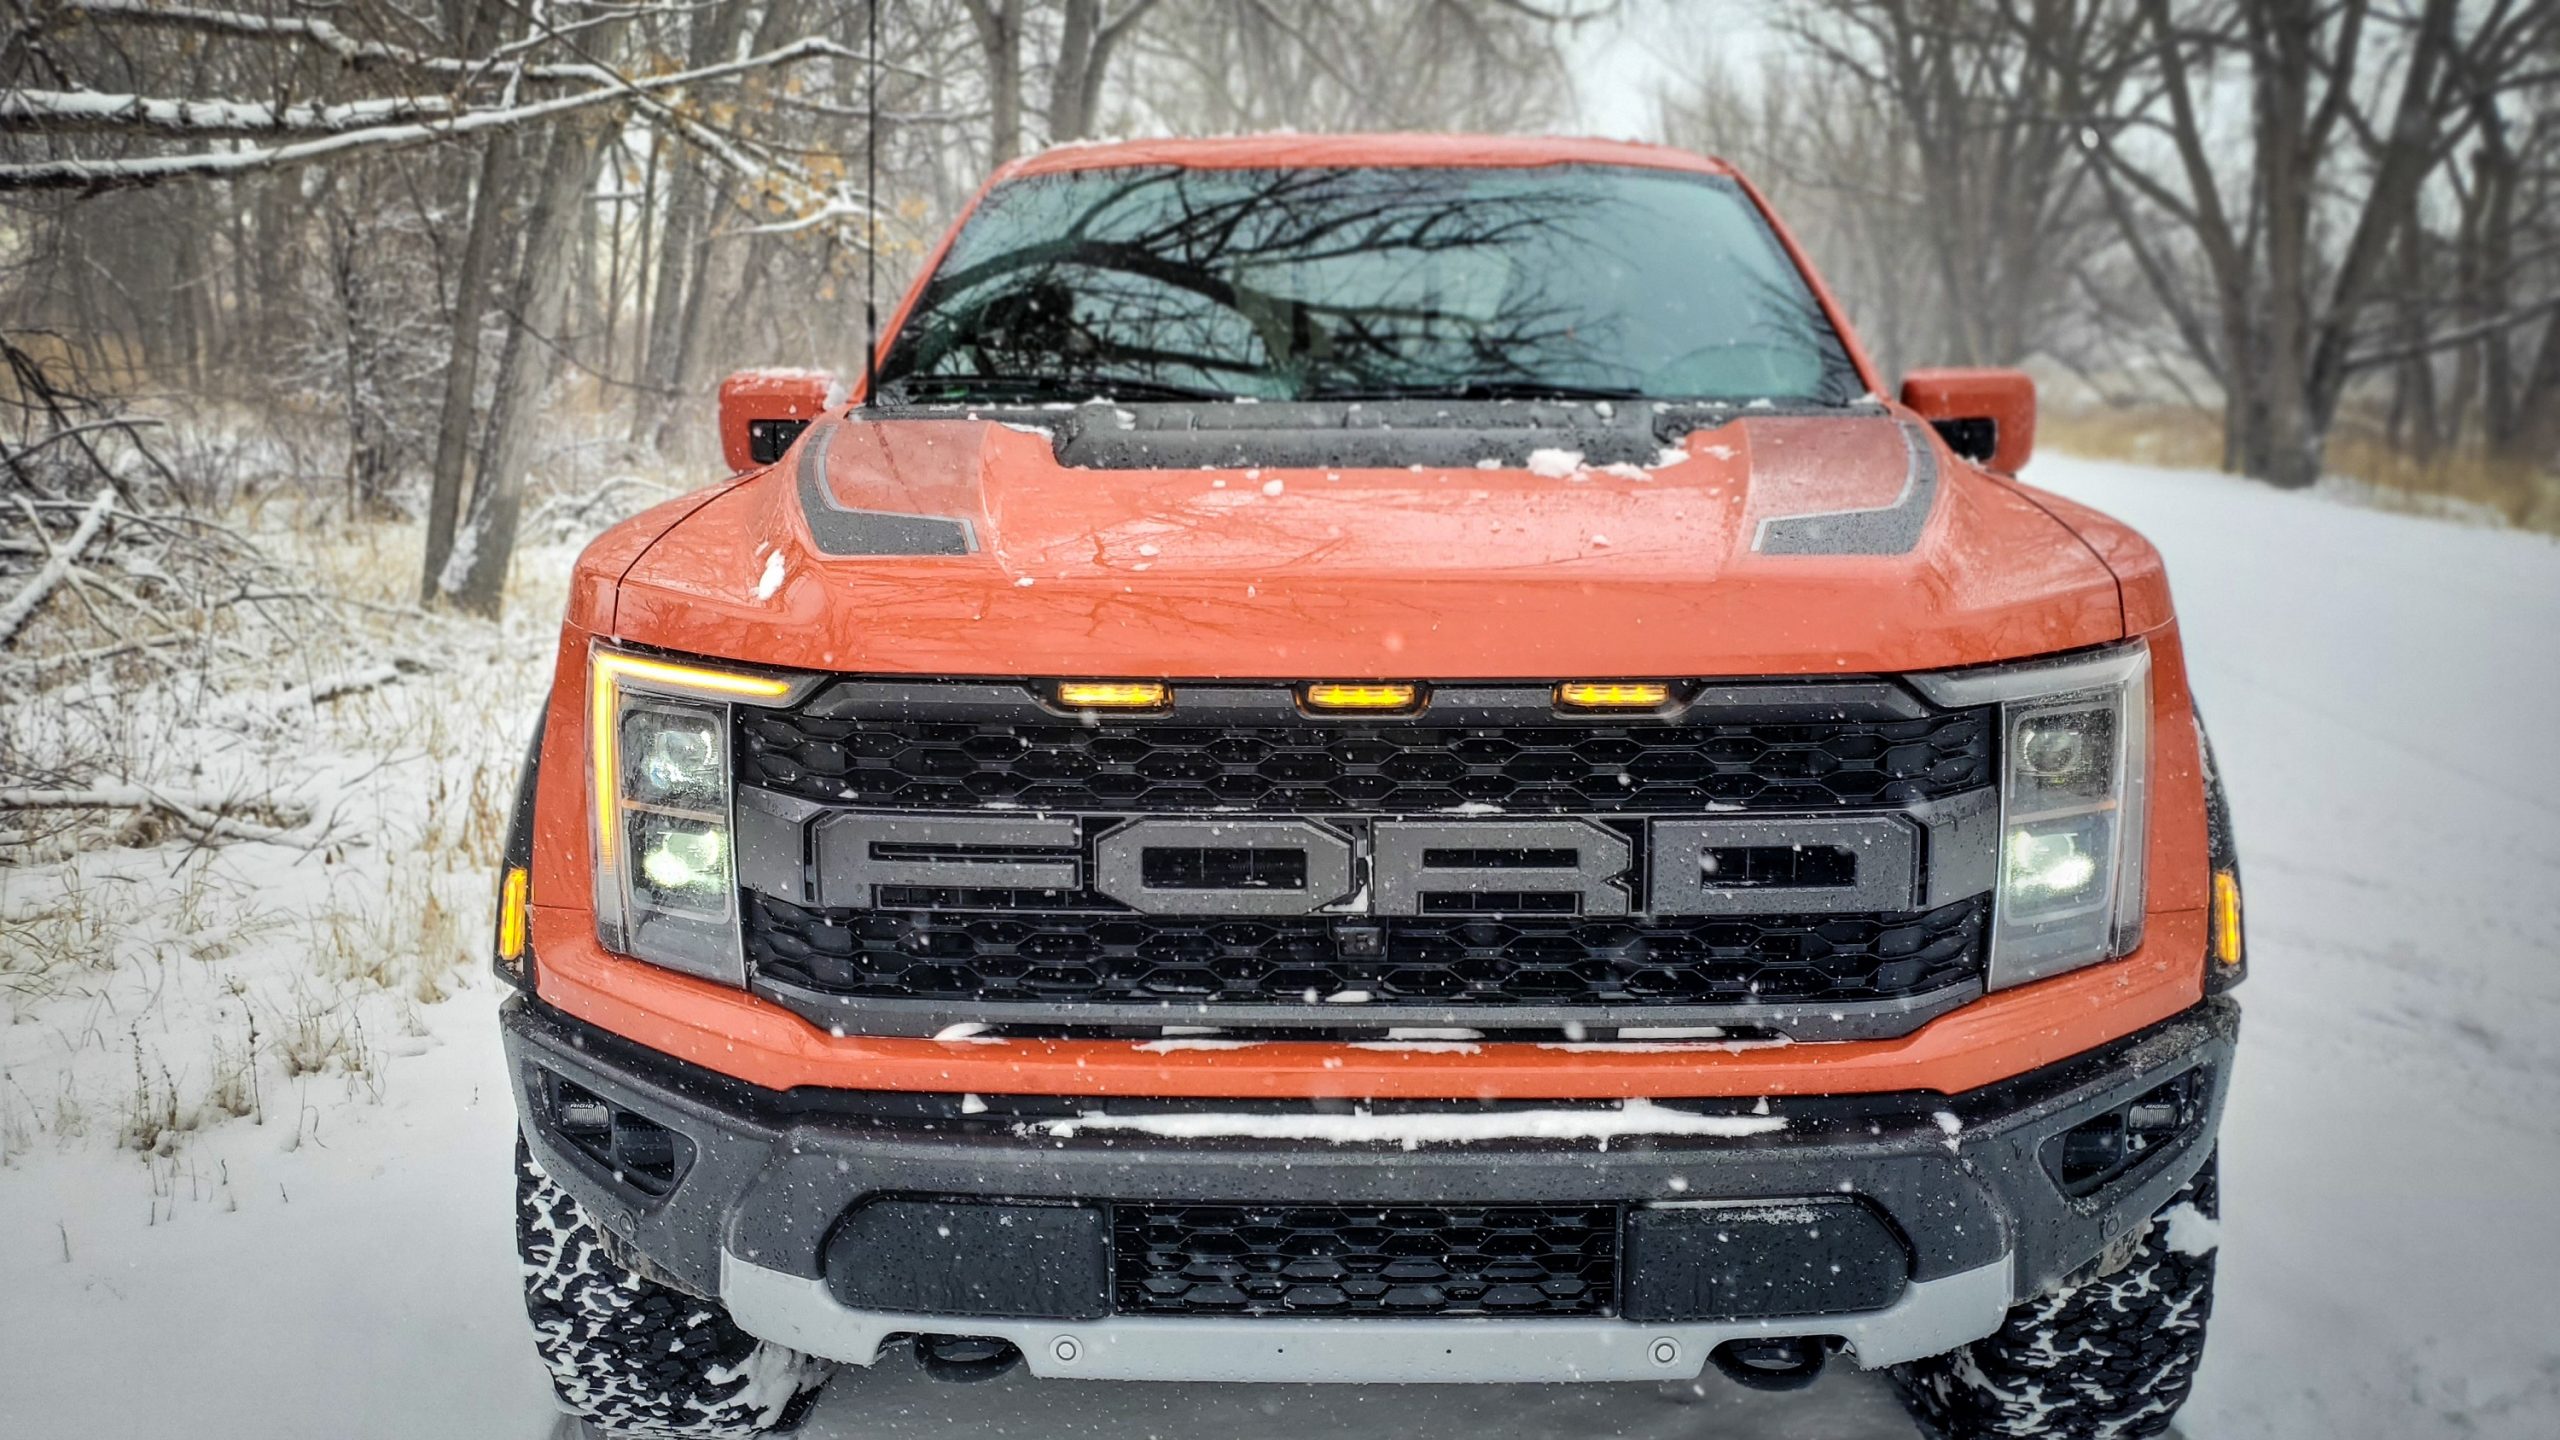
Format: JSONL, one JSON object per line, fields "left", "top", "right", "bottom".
{"left": 0, "top": 485, "right": 115, "bottom": 647}
{"left": 47, "top": 0, "right": 610, "bottom": 84}
{"left": 0, "top": 785, "right": 326, "bottom": 848}
{"left": 0, "top": 37, "right": 864, "bottom": 193}
{"left": 2, "top": 89, "right": 459, "bottom": 140}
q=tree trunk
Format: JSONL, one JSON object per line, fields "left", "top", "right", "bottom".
{"left": 445, "top": 114, "right": 609, "bottom": 617}
{"left": 2251, "top": 0, "right": 2322, "bottom": 490}
{"left": 2500, "top": 310, "right": 2560, "bottom": 469}
{"left": 420, "top": 133, "right": 515, "bottom": 602}
{"left": 966, "top": 0, "right": 1024, "bottom": 163}
{"left": 633, "top": 1, "right": 757, "bottom": 442}
{"left": 1052, "top": 0, "right": 1159, "bottom": 143}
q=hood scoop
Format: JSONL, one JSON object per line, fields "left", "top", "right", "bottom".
{"left": 793, "top": 418, "right": 980, "bottom": 557}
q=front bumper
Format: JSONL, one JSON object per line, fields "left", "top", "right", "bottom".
{"left": 503, "top": 995, "right": 2235, "bottom": 1383}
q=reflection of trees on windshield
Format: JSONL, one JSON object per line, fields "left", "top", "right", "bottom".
{"left": 877, "top": 166, "right": 1860, "bottom": 405}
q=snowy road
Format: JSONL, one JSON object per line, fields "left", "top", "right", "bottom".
{"left": 4, "top": 455, "right": 2557, "bottom": 1439}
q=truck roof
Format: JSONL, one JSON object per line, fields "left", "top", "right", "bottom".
{"left": 999, "top": 132, "right": 1737, "bottom": 180}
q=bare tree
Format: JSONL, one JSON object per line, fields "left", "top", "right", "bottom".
{"left": 4, "top": 0, "right": 888, "bottom": 609}
{"left": 1768, "top": 1, "right": 2140, "bottom": 371}
{"left": 1050, "top": 0, "right": 1166, "bottom": 141}
{"left": 2060, "top": 0, "right": 2560, "bottom": 486}
{"left": 445, "top": 111, "right": 610, "bottom": 616}
{"left": 1127, "top": 0, "right": 1608, "bottom": 135}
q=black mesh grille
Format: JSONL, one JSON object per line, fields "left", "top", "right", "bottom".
{"left": 737, "top": 710, "right": 1993, "bottom": 814}
{"left": 1115, "top": 1204, "right": 1618, "bottom": 1318}
{"left": 745, "top": 893, "right": 1987, "bottom": 1009}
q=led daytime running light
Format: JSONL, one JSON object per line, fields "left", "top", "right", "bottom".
{"left": 590, "top": 651, "right": 790, "bottom": 869}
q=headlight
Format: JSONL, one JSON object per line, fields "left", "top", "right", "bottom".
{"left": 1915, "top": 641, "right": 2150, "bottom": 988}
{"left": 589, "top": 646, "right": 803, "bottom": 984}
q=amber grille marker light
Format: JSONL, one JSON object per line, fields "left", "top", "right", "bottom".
{"left": 2212, "top": 870, "right": 2244, "bottom": 966}
{"left": 1056, "top": 681, "right": 1170, "bottom": 710}
{"left": 1557, "top": 681, "right": 1672, "bottom": 710}
{"left": 1304, "top": 682, "right": 1421, "bottom": 712}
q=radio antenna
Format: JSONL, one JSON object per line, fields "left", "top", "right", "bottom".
{"left": 861, "top": 0, "right": 881, "bottom": 407}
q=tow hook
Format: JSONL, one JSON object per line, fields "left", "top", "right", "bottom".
{"left": 913, "top": 1335, "right": 1023, "bottom": 1383}
{"left": 1707, "top": 1337, "right": 1829, "bottom": 1392}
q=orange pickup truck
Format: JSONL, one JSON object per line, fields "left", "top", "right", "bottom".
{"left": 494, "top": 135, "right": 2244, "bottom": 1439}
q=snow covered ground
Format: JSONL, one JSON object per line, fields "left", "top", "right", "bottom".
{"left": 3, "top": 452, "right": 2557, "bottom": 1439}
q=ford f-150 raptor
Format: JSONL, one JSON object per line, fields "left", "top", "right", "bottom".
{"left": 494, "top": 134, "right": 2245, "bottom": 1440}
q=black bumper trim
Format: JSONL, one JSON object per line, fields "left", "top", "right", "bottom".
{"left": 502, "top": 995, "right": 2235, "bottom": 1314}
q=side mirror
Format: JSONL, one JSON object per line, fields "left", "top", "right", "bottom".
{"left": 718, "top": 369, "right": 838, "bottom": 472}
{"left": 1900, "top": 368, "right": 2035, "bottom": 475}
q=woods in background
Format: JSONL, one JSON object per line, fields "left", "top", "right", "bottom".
{"left": 1, "top": 0, "right": 1600, "bottom": 616}
{"left": 4, "top": 0, "right": 2556, "bottom": 629}
{"left": 1667, "top": 0, "right": 2560, "bottom": 501}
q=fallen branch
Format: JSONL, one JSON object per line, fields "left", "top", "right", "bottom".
{"left": 0, "top": 784, "right": 323, "bottom": 848}
{"left": 267, "top": 658, "right": 429, "bottom": 713}
{"left": 0, "top": 631, "right": 193, "bottom": 675}
{"left": 0, "top": 416, "right": 165, "bottom": 470}
{"left": 0, "top": 484, "right": 115, "bottom": 646}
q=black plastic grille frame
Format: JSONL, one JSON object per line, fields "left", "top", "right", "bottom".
{"left": 1115, "top": 1203, "right": 1619, "bottom": 1318}
{"left": 737, "top": 710, "right": 1993, "bottom": 814}
{"left": 745, "top": 893, "right": 1987, "bottom": 1010}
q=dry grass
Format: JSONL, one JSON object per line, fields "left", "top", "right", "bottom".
{"left": 2, "top": 482, "right": 573, "bottom": 1163}
{"left": 2039, "top": 406, "right": 2231, "bottom": 474}
{"left": 2041, "top": 405, "right": 2560, "bottom": 535}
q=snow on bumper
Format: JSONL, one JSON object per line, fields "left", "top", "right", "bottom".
{"left": 500, "top": 995, "right": 2235, "bottom": 1380}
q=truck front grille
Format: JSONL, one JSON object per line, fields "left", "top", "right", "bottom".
{"left": 1115, "top": 1203, "right": 1618, "bottom": 1318}
{"left": 731, "top": 680, "right": 1999, "bottom": 1041}
{"left": 739, "top": 710, "right": 1992, "bottom": 814}
{"left": 744, "top": 892, "right": 1986, "bottom": 1010}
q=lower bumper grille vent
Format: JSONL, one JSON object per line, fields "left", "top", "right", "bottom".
{"left": 1115, "top": 1203, "right": 1619, "bottom": 1318}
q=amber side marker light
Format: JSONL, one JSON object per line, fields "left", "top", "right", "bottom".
{"left": 1056, "top": 681, "right": 1169, "bottom": 710}
{"left": 1557, "top": 682, "right": 1672, "bottom": 710}
{"left": 2212, "top": 870, "right": 2245, "bottom": 967}
{"left": 497, "top": 866, "right": 530, "bottom": 962}
{"left": 1305, "top": 682, "right": 1421, "bottom": 712}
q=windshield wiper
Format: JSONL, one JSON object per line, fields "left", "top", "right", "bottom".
{"left": 883, "top": 374, "right": 1243, "bottom": 405}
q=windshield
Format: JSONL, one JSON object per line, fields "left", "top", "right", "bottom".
{"left": 875, "top": 164, "right": 1863, "bottom": 406}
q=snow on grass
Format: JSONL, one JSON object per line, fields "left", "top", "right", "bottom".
{"left": 2027, "top": 451, "right": 2560, "bottom": 1440}
{"left": 1, "top": 505, "right": 570, "bottom": 1163}
{"left": 1, "top": 489, "right": 580, "bottom": 1434}
{"left": 1, "top": 448, "right": 2555, "bottom": 1439}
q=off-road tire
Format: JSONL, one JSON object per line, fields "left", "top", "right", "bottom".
{"left": 1891, "top": 1157, "right": 2219, "bottom": 1440}
{"left": 517, "top": 1137, "right": 827, "bottom": 1437}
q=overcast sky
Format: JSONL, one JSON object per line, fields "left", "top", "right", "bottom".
{"left": 1569, "top": 0, "right": 1780, "bottom": 140}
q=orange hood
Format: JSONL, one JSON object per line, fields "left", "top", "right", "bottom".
{"left": 594, "top": 411, "right": 2125, "bottom": 678}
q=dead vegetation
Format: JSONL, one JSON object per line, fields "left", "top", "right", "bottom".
{"left": 2042, "top": 404, "right": 2560, "bottom": 535}
{"left": 0, "top": 386, "right": 590, "bottom": 1169}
